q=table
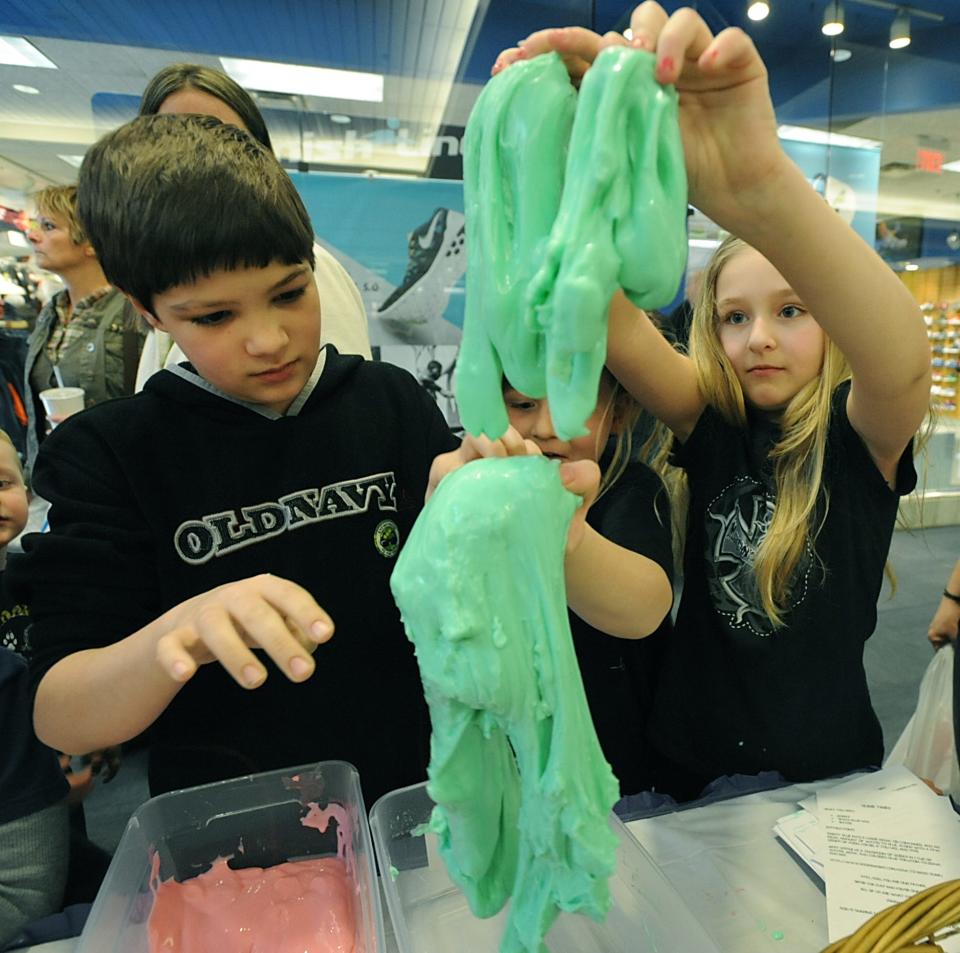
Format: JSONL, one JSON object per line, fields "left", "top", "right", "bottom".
{"left": 22, "top": 777, "right": 852, "bottom": 953}
{"left": 626, "top": 778, "right": 840, "bottom": 953}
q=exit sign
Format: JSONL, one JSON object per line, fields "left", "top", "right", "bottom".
{"left": 917, "top": 148, "right": 944, "bottom": 173}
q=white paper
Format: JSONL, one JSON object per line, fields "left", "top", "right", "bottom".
{"left": 773, "top": 809, "right": 825, "bottom": 883}
{"left": 819, "top": 766, "right": 960, "bottom": 949}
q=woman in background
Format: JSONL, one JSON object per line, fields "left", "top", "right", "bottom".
{"left": 24, "top": 185, "right": 142, "bottom": 477}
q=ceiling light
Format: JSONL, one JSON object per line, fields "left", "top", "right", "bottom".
{"left": 329, "top": 114, "right": 352, "bottom": 124}
{"left": 830, "top": 47, "right": 852, "bottom": 62}
{"left": 12, "top": 84, "right": 39, "bottom": 95}
{"left": 57, "top": 154, "right": 85, "bottom": 168}
{"left": 822, "top": 2, "right": 844, "bottom": 36}
{"left": 5, "top": 231, "right": 28, "bottom": 248}
{"left": 904, "top": 263, "right": 919, "bottom": 271}
{"left": 220, "top": 56, "right": 383, "bottom": 104}
{"left": 889, "top": 9, "right": 911, "bottom": 49}
{"left": 778, "top": 124, "right": 881, "bottom": 150}
{"left": 943, "top": 159, "right": 960, "bottom": 173}
{"left": 747, "top": 1, "right": 770, "bottom": 21}
{"left": 0, "top": 35, "right": 57, "bottom": 68}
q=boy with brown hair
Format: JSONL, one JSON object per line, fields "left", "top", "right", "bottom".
{"left": 12, "top": 115, "right": 458, "bottom": 804}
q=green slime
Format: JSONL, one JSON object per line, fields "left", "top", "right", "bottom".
{"left": 457, "top": 46, "right": 688, "bottom": 441}
{"left": 391, "top": 457, "right": 619, "bottom": 953}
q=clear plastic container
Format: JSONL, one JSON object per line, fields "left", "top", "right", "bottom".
{"left": 370, "top": 781, "right": 721, "bottom": 953}
{"left": 77, "top": 759, "right": 385, "bottom": 953}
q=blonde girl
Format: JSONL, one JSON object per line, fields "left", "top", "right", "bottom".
{"left": 506, "top": 3, "right": 931, "bottom": 799}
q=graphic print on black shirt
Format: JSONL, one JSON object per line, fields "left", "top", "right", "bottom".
{"left": 704, "top": 475, "right": 812, "bottom": 638}
{"left": 173, "top": 471, "right": 399, "bottom": 565}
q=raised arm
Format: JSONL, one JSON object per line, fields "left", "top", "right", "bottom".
{"left": 631, "top": 4, "right": 929, "bottom": 479}
{"left": 506, "top": 4, "right": 930, "bottom": 473}
{"left": 606, "top": 290, "right": 704, "bottom": 440}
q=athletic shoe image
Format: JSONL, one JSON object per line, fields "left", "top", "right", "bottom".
{"left": 376, "top": 207, "right": 466, "bottom": 343}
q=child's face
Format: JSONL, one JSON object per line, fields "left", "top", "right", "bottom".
{"left": 504, "top": 379, "right": 616, "bottom": 463}
{"left": 145, "top": 261, "right": 321, "bottom": 414}
{"left": 715, "top": 247, "right": 825, "bottom": 412}
{"left": 0, "top": 442, "right": 28, "bottom": 548}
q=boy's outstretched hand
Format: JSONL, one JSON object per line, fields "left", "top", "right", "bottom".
{"left": 496, "top": 2, "right": 792, "bottom": 234}
{"left": 154, "top": 574, "right": 334, "bottom": 690}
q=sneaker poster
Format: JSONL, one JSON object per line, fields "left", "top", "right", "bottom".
{"left": 291, "top": 172, "right": 465, "bottom": 428}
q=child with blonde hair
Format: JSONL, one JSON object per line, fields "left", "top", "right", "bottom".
{"left": 503, "top": 2, "right": 931, "bottom": 799}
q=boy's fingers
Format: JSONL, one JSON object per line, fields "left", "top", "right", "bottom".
{"left": 285, "top": 617, "right": 324, "bottom": 656}
{"left": 253, "top": 573, "right": 334, "bottom": 643}
{"left": 225, "top": 589, "right": 317, "bottom": 684}
{"left": 192, "top": 602, "right": 269, "bottom": 688}
{"left": 156, "top": 629, "right": 199, "bottom": 684}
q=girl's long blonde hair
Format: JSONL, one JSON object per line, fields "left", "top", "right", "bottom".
{"left": 688, "top": 235, "right": 851, "bottom": 627}
{"left": 595, "top": 371, "right": 644, "bottom": 500}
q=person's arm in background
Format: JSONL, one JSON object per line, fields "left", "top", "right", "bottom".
{"left": 928, "top": 558, "right": 960, "bottom": 648}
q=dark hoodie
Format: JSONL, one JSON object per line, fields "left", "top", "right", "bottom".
{"left": 11, "top": 347, "right": 457, "bottom": 804}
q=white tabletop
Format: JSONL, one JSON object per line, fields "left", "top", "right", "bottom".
{"left": 626, "top": 778, "right": 841, "bottom": 953}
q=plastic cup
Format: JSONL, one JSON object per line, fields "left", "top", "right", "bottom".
{"left": 39, "top": 386, "right": 85, "bottom": 426}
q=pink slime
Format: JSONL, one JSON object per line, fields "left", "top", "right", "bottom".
{"left": 147, "top": 803, "right": 356, "bottom": 953}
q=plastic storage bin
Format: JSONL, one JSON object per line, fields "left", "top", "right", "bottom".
{"left": 77, "top": 759, "right": 385, "bottom": 953}
{"left": 370, "top": 781, "right": 721, "bottom": 953}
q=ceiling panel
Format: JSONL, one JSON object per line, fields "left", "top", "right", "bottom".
{"left": 0, "top": 0, "right": 957, "bottom": 227}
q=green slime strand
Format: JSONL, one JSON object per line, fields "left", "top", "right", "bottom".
{"left": 391, "top": 457, "right": 619, "bottom": 953}
{"left": 456, "top": 46, "right": 688, "bottom": 441}
{"left": 457, "top": 53, "right": 576, "bottom": 440}
{"left": 529, "top": 47, "right": 688, "bottom": 438}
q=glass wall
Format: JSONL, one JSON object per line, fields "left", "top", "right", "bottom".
{"left": 2, "top": 0, "right": 960, "bottom": 502}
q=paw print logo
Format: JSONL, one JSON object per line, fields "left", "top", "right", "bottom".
{"left": 2, "top": 630, "right": 18, "bottom": 651}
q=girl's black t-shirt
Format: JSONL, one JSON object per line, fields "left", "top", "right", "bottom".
{"left": 649, "top": 381, "right": 917, "bottom": 783}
